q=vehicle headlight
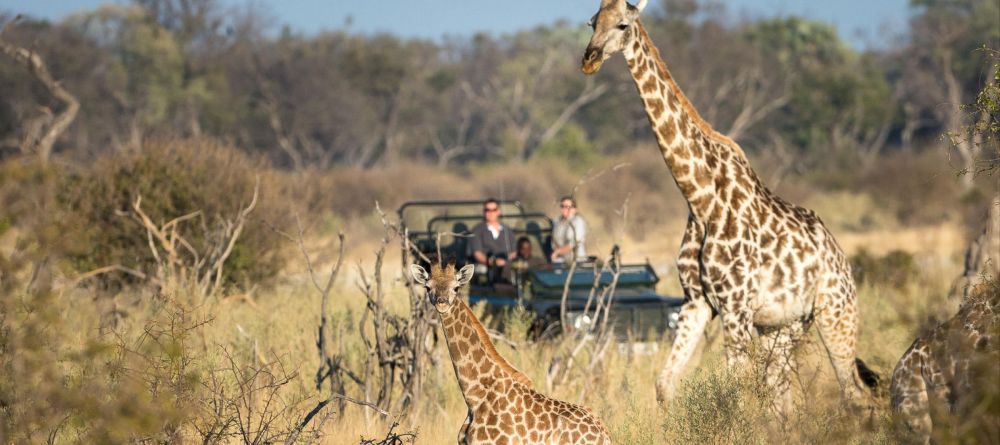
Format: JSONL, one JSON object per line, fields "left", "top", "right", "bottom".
{"left": 667, "top": 310, "right": 681, "bottom": 329}
{"left": 571, "top": 313, "right": 593, "bottom": 331}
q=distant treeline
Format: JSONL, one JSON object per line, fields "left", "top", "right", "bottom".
{"left": 0, "top": 0, "right": 997, "bottom": 171}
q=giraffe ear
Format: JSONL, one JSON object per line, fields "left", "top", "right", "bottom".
{"left": 456, "top": 264, "right": 475, "bottom": 287}
{"left": 410, "top": 264, "right": 429, "bottom": 286}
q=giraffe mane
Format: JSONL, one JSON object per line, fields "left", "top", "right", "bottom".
{"left": 635, "top": 22, "right": 749, "bottom": 161}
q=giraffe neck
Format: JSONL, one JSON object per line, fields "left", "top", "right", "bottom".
{"left": 439, "top": 298, "right": 533, "bottom": 407}
{"left": 625, "top": 21, "right": 756, "bottom": 221}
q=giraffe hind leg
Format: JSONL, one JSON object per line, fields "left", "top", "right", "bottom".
{"left": 814, "top": 279, "right": 878, "bottom": 416}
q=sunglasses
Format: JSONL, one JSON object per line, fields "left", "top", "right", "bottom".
{"left": 483, "top": 207, "right": 499, "bottom": 213}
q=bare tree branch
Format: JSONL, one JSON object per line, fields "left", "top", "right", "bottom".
{"left": 727, "top": 69, "right": 791, "bottom": 142}
{"left": 0, "top": 16, "right": 80, "bottom": 164}
{"left": 71, "top": 264, "right": 152, "bottom": 287}
{"left": 252, "top": 54, "right": 304, "bottom": 170}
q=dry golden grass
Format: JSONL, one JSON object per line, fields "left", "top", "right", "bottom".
{"left": 77, "top": 224, "right": 963, "bottom": 443}
{"left": 4, "top": 213, "right": 989, "bottom": 443}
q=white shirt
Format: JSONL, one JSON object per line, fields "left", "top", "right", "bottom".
{"left": 553, "top": 214, "right": 587, "bottom": 262}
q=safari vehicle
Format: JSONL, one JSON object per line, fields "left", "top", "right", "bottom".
{"left": 398, "top": 200, "right": 684, "bottom": 340}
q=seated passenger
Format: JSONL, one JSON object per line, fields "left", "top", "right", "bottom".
{"left": 511, "top": 236, "right": 547, "bottom": 269}
{"left": 468, "top": 198, "right": 517, "bottom": 268}
{"left": 505, "top": 236, "right": 547, "bottom": 282}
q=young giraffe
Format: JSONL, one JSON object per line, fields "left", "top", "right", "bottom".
{"left": 890, "top": 281, "right": 999, "bottom": 444}
{"left": 410, "top": 263, "right": 612, "bottom": 445}
{"left": 581, "top": 0, "right": 878, "bottom": 415}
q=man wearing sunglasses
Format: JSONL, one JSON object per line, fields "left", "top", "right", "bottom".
{"left": 468, "top": 198, "right": 517, "bottom": 268}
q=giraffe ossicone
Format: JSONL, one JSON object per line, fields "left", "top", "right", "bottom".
{"left": 581, "top": 0, "right": 879, "bottom": 418}
{"left": 411, "top": 263, "right": 613, "bottom": 444}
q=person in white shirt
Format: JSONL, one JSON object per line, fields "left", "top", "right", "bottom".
{"left": 550, "top": 196, "right": 587, "bottom": 263}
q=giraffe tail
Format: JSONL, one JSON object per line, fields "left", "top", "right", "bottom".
{"left": 855, "top": 358, "right": 881, "bottom": 391}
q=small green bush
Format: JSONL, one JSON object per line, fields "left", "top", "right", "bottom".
{"left": 664, "top": 368, "right": 769, "bottom": 444}
{"left": 55, "top": 138, "right": 290, "bottom": 290}
{"left": 850, "top": 248, "right": 918, "bottom": 288}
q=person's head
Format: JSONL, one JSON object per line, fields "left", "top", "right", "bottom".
{"left": 581, "top": 0, "right": 649, "bottom": 75}
{"left": 516, "top": 237, "right": 533, "bottom": 259}
{"left": 483, "top": 198, "right": 501, "bottom": 224}
{"left": 559, "top": 196, "right": 578, "bottom": 219}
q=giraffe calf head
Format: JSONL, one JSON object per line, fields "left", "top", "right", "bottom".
{"left": 582, "top": 0, "right": 647, "bottom": 74}
{"left": 410, "top": 263, "right": 475, "bottom": 313}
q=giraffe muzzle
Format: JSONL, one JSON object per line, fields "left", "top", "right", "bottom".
{"left": 581, "top": 47, "right": 604, "bottom": 74}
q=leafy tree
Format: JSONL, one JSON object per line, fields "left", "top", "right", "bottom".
{"left": 533, "top": 123, "right": 600, "bottom": 170}
{"left": 899, "top": 0, "right": 1000, "bottom": 185}
{"left": 745, "top": 17, "right": 894, "bottom": 166}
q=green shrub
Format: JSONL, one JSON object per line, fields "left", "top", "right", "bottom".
{"left": 663, "top": 368, "right": 769, "bottom": 444}
{"left": 0, "top": 239, "right": 188, "bottom": 442}
{"left": 857, "top": 151, "right": 966, "bottom": 226}
{"left": 850, "top": 248, "right": 918, "bottom": 288}
{"left": 54, "top": 138, "right": 290, "bottom": 290}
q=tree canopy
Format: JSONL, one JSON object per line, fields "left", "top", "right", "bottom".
{"left": 0, "top": 0, "right": 997, "bottom": 171}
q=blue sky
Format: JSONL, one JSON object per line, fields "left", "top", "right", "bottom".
{"left": 3, "top": 0, "right": 912, "bottom": 48}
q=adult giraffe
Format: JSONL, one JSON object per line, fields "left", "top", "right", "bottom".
{"left": 580, "top": 0, "right": 878, "bottom": 415}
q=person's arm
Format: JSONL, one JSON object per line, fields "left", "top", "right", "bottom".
{"left": 550, "top": 244, "right": 572, "bottom": 260}
{"left": 473, "top": 250, "right": 489, "bottom": 265}
{"left": 573, "top": 217, "right": 587, "bottom": 249}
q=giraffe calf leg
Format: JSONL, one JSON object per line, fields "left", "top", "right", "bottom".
{"left": 892, "top": 350, "right": 932, "bottom": 445}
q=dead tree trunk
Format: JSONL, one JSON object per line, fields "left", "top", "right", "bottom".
{"left": 941, "top": 49, "right": 977, "bottom": 190}
{"left": 399, "top": 226, "right": 435, "bottom": 410}
{"left": 0, "top": 18, "right": 80, "bottom": 164}
{"left": 950, "top": 194, "right": 1000, "bottom": 301}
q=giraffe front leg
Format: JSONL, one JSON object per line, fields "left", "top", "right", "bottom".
{"left": 656, "top": 298, "right": 713, "bottom": 404}
{"left": 657, "top": 215, "right": 714, "bottom": 404}
{"left": 758, "top": 320, "right": 807, "bottom": 423}
{"left": 721, "top": 305, "right": 755, "bottom": 369}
